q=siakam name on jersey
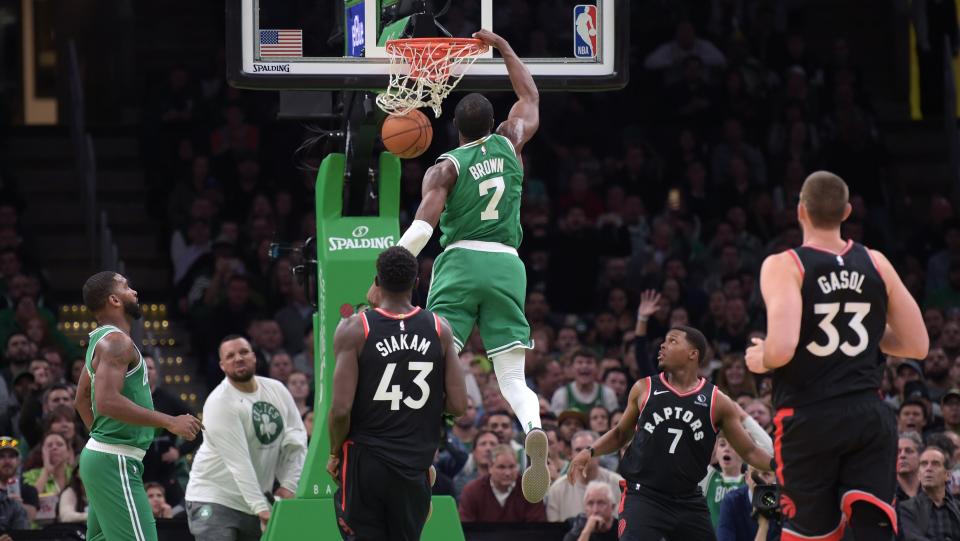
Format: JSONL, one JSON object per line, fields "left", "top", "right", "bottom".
{"left": 327, "top": 236, "right": 395, "bottom": 252}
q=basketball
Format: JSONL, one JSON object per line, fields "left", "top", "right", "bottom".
{"left": 381, "top": 109, "right": 433, "bottom": 159}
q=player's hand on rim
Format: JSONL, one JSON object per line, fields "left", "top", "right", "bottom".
{"left": 745, "top": 338, "right": 769, "bottom": 374}
{"left": 472, "top": 29, "right": 507, "bottom": 50}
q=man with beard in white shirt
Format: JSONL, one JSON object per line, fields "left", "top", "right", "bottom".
{"left": 185, "top": 335, "right": 308, "bottom": 540}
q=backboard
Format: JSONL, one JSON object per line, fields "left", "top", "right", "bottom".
{"left": 226, "top": 0, "right": 629, "bottom": 92}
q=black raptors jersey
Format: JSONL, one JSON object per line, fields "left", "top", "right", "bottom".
{"left": 618, "top": 373, "right": 719, "bottom": 497}
{"left": 348, "top": 307, "right": 445, "bottom": 477}
{"left": 772, "top": 241, "right": 888, "bottom": 409}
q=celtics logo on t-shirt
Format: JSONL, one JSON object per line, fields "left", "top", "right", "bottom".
{"left": 252, "top": 401, "right": 284, "bottom": 444}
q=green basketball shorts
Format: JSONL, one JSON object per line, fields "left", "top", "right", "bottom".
{"left": 426, "top": 246, "right": 532, "bottom": 356}
{"left": 80, "top": 443, "right": 157, "bottom": 541}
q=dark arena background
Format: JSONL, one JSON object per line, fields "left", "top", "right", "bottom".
{"left": 0, "top": 0, "right": 956, "bottom": 540}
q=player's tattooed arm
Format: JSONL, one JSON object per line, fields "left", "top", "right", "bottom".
{"left": 94, "top": 333, "right": 202, "bottom": 439}
{"left": 75, "top": 366, "right": 94, "bottom": 429}
{"left": 438, "top": 316, "right": 468, "bottom": 417}
{"left": 568, "top": 377, "right": 648, "bottom": 484}
{"left": 329, "top": 315, "right": 364, "bottom": 461}
{"left": 714, "top": 391, "right": 773, "bottom": 472}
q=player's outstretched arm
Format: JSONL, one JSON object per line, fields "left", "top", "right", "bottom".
{"left": 568, "top": 377, "right": 648, "bottom": 484}
{"left": 871, "top": 249, "right": 929, "bottom": 359}
{"left": 714, "top": 391, "right": 773, "bottom": 472}
{"left": 473, "top": 29, "right": 539, "bottom": 153}
{"left": 750, "top": 252, "right": 802, "bottom": 371}
{"left": 94, "top": 333, "right": 201, "bottom": 440}
{"left": 328, "top": 316, "right": 364, "bottom": 462}
{"left": 438, "top": 316, "right": 468, "bottom": 417}
{"left": 75, "top": 366, "right": 94, "bottom": 429}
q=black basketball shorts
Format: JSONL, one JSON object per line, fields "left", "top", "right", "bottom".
{"left": 334, "top": 441, "right": 431, "bottom": 541}
{"left": 773, "top": 397, "right": 898, "bottom": 540}
{"left": 617, "top": 480, "right": 717, "bottom": 541}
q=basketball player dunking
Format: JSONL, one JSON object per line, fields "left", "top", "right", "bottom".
{"left": 367, "top": 29, "right": 551, "bottom": 502}
{"left": 329, "top": 247, "right": 467, "bottom": 540}
{"left": 569, "top": 325, "right": 773, "bottom": 541}
{"left": 746, "top": 171, "right": 929, "bottom": 541}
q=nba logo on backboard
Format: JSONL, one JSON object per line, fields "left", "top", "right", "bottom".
{"left": 573, "top": 5, "right": 598, "bottom": 58}
{"left": 346, "top": 2, "right": 365, "bottom": 57}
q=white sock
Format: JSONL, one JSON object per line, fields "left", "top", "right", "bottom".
{"left": 491, "top": 348, "right": 542, "bottom": 434}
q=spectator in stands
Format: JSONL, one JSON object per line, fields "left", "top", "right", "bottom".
{"left": 530, "top": 359, "right": 564, "bottom": 401}
{"left": 146, "top": 482, "right": 175, "bottom": 519}
{"left": 458, "top": 444, "right": 546, "bottom": 522}
{"left": 39, "top": 348, "right": 64, "bottom": 386}
{"left": 900, "top": 446, "right": 960, "bottom": 539}
{"left": 292, "top": 327, "right": 314, "bottom": 376}
{"left": 285, "top": 370, "right": 310, "bottom": 417}
{"left": 273, "top": 278, "right": 311, "bottom": 356}
{"left": 899, "top": 399, "right": 930, "bottom": 435}
{"left": 482, "top": 411, "right": 522, "bottom": 454}
{"left": 602, "top": 368, "right": 629, "bottom": 408}
{"left": 23, "top": 431, "right": 73, "bottom": 522}
{"left": 892, "top": 360, "right": 926, "bottom": 409}
{"left": 561, "top": 481, "right": 618, "bottom": 541}
{"left": 557, "top": 410, "right": 589, "bottom": 449}
{"left": 944, "top": 389, "right": 960, "bottom": 436}
{"left": 545, "top": 431, "right": 623, "bottom": 522}
{"left": 701, "top": 435, "right": 746, "bottom": 529}
{"left": 743, "top": 399, "right": 774, "bottom": 435}
{"left": 717, "top": 354, "right": 757, "bottom": 399}
{"left": 588, "top": 406, "right": 610, "bottom": 435}
{"left": 57, "top": 470, "right": 86, "bottom": 523}
{"left": 142, "top": 355, "right": 199, "bottom": 508}
{"left": 267, "top": 350, "right": 293, "bottom": 384}
{"left": 171, "top": 218, "right": 212, "bottom": 287}
{"left": 925, "top": 347, "right": 953, "bottom": 402}
{"left": 39, "top": 406, "right": 84, "bottom": 460}
{"left": 551, "top": 350, "right": 618, "bottom": 414}
{"left": 19, "top": 382, "right": 74, "bottom": 448}
{"left": 644, "top": 20, "right": 726, "bottom": 84}
{"left": 0, "top": 436, "right": 36, "bottom": 522}
{"left": 3, "top": 332, "right": 35, "bottom": 385}
{"left": 453, "top": 430, "right": 499, "bottom": 499}
{"left": 717, "top": 466, "right": 781, "bottom": 541}
{"left": 252, "top": 319, "right": 285, "bottom": 376}
{"left": 899, "top": 431, "right": 924, "bottom": 501}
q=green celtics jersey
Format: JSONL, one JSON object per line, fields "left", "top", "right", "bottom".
{"left": 85, "top": 325, "right": 156, "bottom": 450}
{"left": 702, "top": 468, "right": 745, "bottom": 527}
{"left": 436, "top": 133, "right": 524, "bottom": 249}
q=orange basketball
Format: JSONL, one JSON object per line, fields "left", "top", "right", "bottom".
{"left": 381, "top": 109, "right": 433, "bottom": 159}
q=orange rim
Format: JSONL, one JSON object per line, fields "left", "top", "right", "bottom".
{"left": 385, "top": 37, "right": 488, "bottom": 60}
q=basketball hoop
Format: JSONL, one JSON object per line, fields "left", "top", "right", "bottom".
{"left": 376, "top": 38, "right": 489, "bottom": 117}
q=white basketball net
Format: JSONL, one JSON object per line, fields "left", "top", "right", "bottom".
{"left": 376, "top": 38, "right": 488, "bottom": 117}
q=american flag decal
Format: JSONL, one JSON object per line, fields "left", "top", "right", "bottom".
{"left": 259, "top": 29, "right": 302, "bottom": 58}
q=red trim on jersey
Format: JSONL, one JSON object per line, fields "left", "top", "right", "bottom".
{"left": 709, "top": 386, "right": 719, "bottom": 433}
{"left": 359, "top": 313, "right": 369, "bottom": 339}
{"left": 618, "top": 479, "right": 627, "bottom": 514}
{"left": 658, "top": 372, "right": 706, "bottom": 397}
{"left": 782, "top": 522, "right": 845, "bottom": 541}
{"left": 801, "top": 239, "right": 853, "bottom": 256}
{"left": 340, "top": 440, "right": 354, "bottom": 511}
{"left": 433, "top": 313, "right": 442, "bottom": 336}
{"left": 637, "top": 376, "right": 652, "bottom": 418}
{"left": 865, "top": 246, "right": 885, "bottom": 280}
{"left": 374, "top": 306, "right": 422, "bottom": 320}
{"left": 841, "top": 490, "right": 898, "bottom": 534}
{"left": 787, "top": 249, "right": 805, "bottom": 277}
{"left": 773, "top": 408, "right": 794, "bottom": 486}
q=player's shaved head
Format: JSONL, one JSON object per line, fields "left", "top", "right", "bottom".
{"left": 376, "top": 246, "right": 418, "bottom": 293}
{"left": 82, "top": 271, "right": 120, "bottom": 312}
{"left": 454, "top": 93, "right": 494, "bottom": 141}
{"left": 800, "top": 171, "right": 850, "bottom": 229}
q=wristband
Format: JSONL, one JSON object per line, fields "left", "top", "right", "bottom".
{"left": 637, "top": 316, "right": 649, "bottom": 323}
{"left": 587, "top": 446, "right": 595, "bottom": 457}
{"left": 397, "top": 219, "right": 434, "bottom": 257}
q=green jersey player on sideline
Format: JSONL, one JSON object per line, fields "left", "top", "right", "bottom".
{"left": 75, "top": 272, "right": 202, "bottom": 541}
{"left": 367, "top": 29, "right": 549, "bottom": 503}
